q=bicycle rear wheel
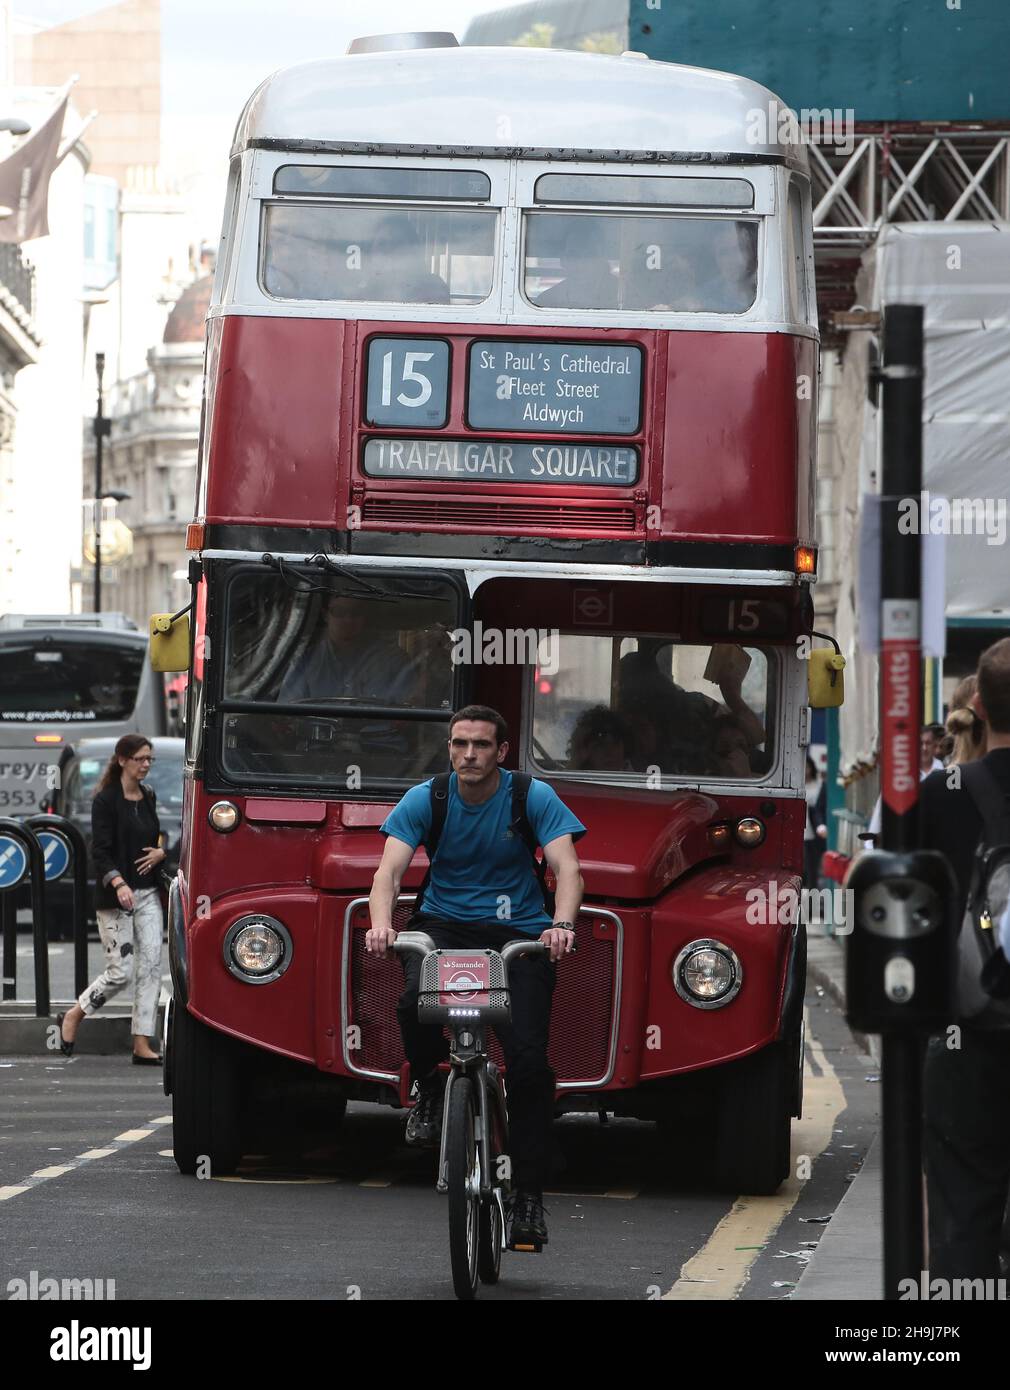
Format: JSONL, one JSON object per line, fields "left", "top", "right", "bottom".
{"left": 446, "top": 1075, "right": 480, "bottom": 1300}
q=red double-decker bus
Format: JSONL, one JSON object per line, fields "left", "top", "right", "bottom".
{"left": 156, "top": 34, "right": 838, "bottom": 1195}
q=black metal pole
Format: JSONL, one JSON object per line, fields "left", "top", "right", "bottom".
{"left": 94, "top": 352, "right": 105, "bottom": 614}
{"left": 1, "top": 892, "right": 15, "bottom": 1000}
{"left": 878, "top": 303, "right": 925, "bottom": 1299}
{"left": 26, "top": 815, "right": 90, "bottom": 1001}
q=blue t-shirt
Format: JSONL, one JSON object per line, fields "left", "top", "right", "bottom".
{"left": 380, "top": 769, "right": 586, "bottom": 934}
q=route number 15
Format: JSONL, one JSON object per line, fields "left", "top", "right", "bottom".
{"left": 365, "top": 337, "right": 449, "bottom": 428}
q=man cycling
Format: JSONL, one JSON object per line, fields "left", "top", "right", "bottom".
{"left": 365, "top": 704, "right": 585, "bottom": 1249}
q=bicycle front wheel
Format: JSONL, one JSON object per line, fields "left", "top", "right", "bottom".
{"left": 446, "top": 1075, "right": 480, "bottom": 1300}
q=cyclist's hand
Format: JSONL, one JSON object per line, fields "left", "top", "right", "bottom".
{"left": 540, "top": 926, "right": 575, "bottom": 962}
{"left": 365, "top": 924, "right": 397, "bottom": 958}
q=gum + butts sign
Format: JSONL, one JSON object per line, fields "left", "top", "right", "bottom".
{"left": 362, "top": 338, "right": 642, "bottom": 486}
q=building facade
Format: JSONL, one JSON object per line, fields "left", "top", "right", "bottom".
{"left": 81, "top": 276, "right": 209, "bottom": 628}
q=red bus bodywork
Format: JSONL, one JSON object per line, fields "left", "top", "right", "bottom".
{"left": 172, "top": 312, "right": 815, "bottom": 1148}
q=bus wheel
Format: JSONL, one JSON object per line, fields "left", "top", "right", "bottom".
{"left": 713, "top": 1041, "right": 791, "bottom": 1196}
{"left": 171, "top": 1002, "right": 244, "bottom": 1177}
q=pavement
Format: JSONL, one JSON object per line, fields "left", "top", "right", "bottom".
{"left": 797, "top": 928, "right": 883, "bottom": 1300}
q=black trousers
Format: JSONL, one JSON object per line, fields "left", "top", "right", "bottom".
{"left": 396, "top": 918, "right": 557, "bottom": 1192}
{"left": 924, "top": 1027, "right": 1010, "bottom": 1279}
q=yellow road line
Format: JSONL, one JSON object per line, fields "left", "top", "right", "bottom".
{"left": 663, "top": 1012, "right": 846, "bottom": 1300}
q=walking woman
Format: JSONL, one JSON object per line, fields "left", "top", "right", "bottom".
{"left": 56, "top": 734, "right": 166, "bottom": 1063}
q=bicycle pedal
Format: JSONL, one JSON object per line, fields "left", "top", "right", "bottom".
{"left": 508, "top": 1239, "right": 543, "bottom": 1254}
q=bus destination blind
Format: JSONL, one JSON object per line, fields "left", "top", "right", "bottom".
{"left": 467, "top": 341, "right": 642, "bottom": 435}
{"left": 363, "top": 438, "right": 639, "bottom": 486}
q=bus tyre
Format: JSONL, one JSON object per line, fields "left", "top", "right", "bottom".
{"left": 171, "top": 1002, "right": 244, "bottom": 1177}
{"left": 714, "top": 1041, "right": 791, "bottom": 1196}
{"left": 446, "top": 1076, "right": 480, "bottom": 1300}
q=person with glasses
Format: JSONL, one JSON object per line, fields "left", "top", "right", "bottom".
{"left": 56, "top": 734, "right": 166, "bottom": 1064}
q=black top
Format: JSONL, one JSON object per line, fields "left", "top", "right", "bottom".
{"left": 919, "top": 747, "right": 1010, "bottom": 911}
{"left": 91, "top": 780, "right": 161, "bottom": 911}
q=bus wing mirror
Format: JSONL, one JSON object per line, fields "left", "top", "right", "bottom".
{"left": 808, "top": 645, "right": 845, "bottom": 708}
{"left": 150, "top": 612, "right": 190, "bottom": 672}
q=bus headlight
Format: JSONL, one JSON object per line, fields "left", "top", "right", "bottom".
{"left": 673, "top": 940, "right": 742, "bottom": 1009}
{"left": 209, "top": 801, "right": 241, "bottom": 832}
{"left": 223, "top": 915, "right": 292, "bottom": 985}
{"left": 734, "top": 817, "right": 766, "bottom": 847}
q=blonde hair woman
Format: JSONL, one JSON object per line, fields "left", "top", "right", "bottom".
{"left": 946, "top": 674, "right": 988, "bottom": 766}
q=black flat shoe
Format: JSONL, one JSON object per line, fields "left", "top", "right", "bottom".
{"left": 55, "top": 1013, "right": 75, "bottom": 1057}
{"left": 132, "top": 1054, "right": 163, "bottom": 1066}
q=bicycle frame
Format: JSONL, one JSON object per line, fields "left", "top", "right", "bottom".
{"left": 391, "top": 931, "right": 547, "bottom": 1195}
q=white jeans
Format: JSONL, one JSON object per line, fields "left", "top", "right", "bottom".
{"left": 78, "top": 886, "right": 163, "bottom": 1037}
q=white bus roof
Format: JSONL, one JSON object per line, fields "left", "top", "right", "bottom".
{"left": 232, "top": 44, "right": 805, "bottom": 170}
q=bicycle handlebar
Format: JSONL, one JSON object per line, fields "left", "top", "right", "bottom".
{"left": 390, "top": 931, "right": 438, "bottom": 959}
{"left": 389, "top": 933, "right": 571, "bottom": 965}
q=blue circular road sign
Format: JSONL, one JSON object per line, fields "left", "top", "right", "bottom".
{"left": 38, "top": 831, "right": 71, "bottom": 882}
{"left": 0, "top": 835, "right": 28, "bottom": 889}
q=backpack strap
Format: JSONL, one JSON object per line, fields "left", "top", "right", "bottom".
{"left": 411, "top": 773, "right": 450, "bottom": 918}
{"left": 510, "top": 771, "right": 555, "bottom": 917}
{"left": 961, "top": 761, "right": 1010, "bottom": 846}
{"left": 961, "top": 761, "right": 1010, "bottom": 905}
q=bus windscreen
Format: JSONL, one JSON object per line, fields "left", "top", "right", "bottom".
{"left": 220, "top": 568, "right": 460, "bottom": 785}
{"left": 0, "top": 638, "right": 146, "bottom": 724}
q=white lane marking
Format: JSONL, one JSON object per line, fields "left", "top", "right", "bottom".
{"left": 663, "top": 1009, "right": 846, "bottom": 1301}
{"left": 0, "top": 1117, "right": 172, "bottom": 1203}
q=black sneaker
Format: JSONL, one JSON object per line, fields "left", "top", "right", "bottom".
{"left": 509, "top": 1191, "right": 549, "bottom": 1249}
{"left": 404, "top": 1073, "right": 444, "bottom": 1148}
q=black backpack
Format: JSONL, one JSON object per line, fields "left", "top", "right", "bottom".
{"left": 957, "top": 761, "right": 1010, "bottom": 1026}
{"left": 409, "top": 771, "right": 555, "bottom": 923}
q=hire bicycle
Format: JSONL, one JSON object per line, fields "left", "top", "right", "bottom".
{"left": 391, "top": 930, "right": 551, "bottom": 1300}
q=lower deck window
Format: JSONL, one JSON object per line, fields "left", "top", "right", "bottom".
{"left": 531, "top": 635, "right": 774, "bottom": 781}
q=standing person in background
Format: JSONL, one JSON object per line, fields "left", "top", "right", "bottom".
{"left": 803, "top": 756, "right": 827, "bottom": 888}
{"left": 56, "top": 734, "right": 166, "bottom": 1064}
{"left": 921, "top": 639, "right": 1010, "bottom": 1280}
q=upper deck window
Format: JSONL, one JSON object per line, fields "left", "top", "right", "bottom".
{"left": 261, "top": 203, "right": 496, "bottom": 305}
{"left": 275, "top": 166, "right": 491, "bottom": 201}
{"left": 523, "top": 212, "right": 758, "bottom": 314}
{"left": 534, "top": 174, "right": 753, "bottom": 209}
